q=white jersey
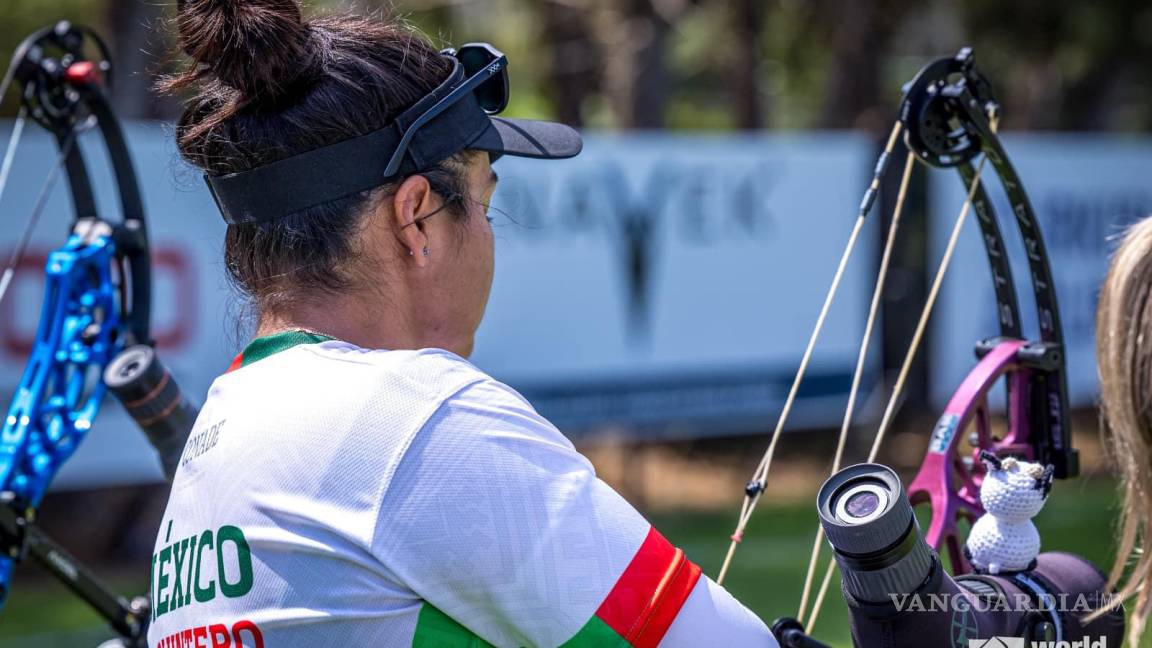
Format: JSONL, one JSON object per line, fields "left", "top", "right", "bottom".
{"left": 148, "top": 332, "right": 775, "bottom": 647}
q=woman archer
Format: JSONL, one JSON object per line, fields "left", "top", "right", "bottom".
{"left": 1093, "top": 215, "right": 1152, "bottom": 646}
{"left": 149, "top": 1, "right": 777, "bottom": 646}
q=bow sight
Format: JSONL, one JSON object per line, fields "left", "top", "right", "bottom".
{"left": 0, "top": 22, "right": 198, "bottom": 646}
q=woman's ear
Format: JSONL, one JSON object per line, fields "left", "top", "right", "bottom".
{"left": 393, "top": 175, "right": 433, "bottom": 267}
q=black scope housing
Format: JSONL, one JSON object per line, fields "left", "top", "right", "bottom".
{"left": 804, "top": 464, "right": 1124, "bottom": 648}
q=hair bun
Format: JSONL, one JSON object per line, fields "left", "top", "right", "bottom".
{"left": 176, "top": 0, "right": 320, "bottom": 100}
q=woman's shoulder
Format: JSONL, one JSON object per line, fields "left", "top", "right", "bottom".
{"left": 291, "top": 341, "right": 495, "bottom": 400}
{"left": 418, "top": 372, "right": 575, "bottom": 456}
{"left": 207, "top": 341, "right": 502, "bottom": 440}
{"left": 303, "top": 342, "right": 546, "bottom": 416}
{"left": 213, "top": 339, "right": 557, "bottom": 450}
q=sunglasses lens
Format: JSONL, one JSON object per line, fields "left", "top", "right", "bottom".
{"left": 458, "top": 46, "right": 508, "bottom": 113}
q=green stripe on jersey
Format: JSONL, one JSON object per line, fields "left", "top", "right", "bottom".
{"left": 236, "top": 330, "right": 334, "bottom": 369}
{"left": 413, "top": 603, "right": 495, "bottom": 647}
{"left": 559, "top": 616, "right": 630, "bottom": 647}
{"left": 410, "top": 602, "right": 633, "bottom": 647}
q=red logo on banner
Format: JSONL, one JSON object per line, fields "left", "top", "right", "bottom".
{"left": 0, "top": 245, "right": 195, "bottom": 357}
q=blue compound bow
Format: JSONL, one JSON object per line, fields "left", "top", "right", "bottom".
{"left": 0, "top": 22, "right": 152, "bottom": 509}
{"left": 0, "top": 22, "right": 177, "bottom": 645}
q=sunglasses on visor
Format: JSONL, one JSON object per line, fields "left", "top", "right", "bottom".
{"left": 383, "top": 43, "right": 509, "bottom": 177}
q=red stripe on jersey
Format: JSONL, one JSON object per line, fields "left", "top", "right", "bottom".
{"left": 225, "top": 352, "right": 244, "bottom": 374}
{"left": 594, "top": 526, "right": 703, "bottom": 648}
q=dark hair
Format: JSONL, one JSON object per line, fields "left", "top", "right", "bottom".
{"left": 165, "top": 0, "right": 469, "bottom": 313}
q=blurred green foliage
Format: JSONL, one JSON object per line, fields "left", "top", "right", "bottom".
{"left": 3, "top": 0, "right": 1150, "bottom": 131}
{"left": 0, "top": 0, "right": 105, "bottom": 44}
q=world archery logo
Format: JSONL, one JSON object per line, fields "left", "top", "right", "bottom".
{"left": 969, "top": 638, "right": 1109, "bottom": 648}
{"left": 969, "top": 639, "right": 1024, "bottom": 648}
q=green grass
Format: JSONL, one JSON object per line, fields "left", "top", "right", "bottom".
{"left": 0, "top": 476, "right": 1145, "bottom": 647}
{"left": 0, "top": 571, "right": 147, "bottom": 646}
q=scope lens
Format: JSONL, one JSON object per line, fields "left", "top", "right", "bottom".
{"left": 832, "top": 482, "right": 890, "bottom": 525}
{"left": 845, "top": 491, "right": 881, "bottom": 518}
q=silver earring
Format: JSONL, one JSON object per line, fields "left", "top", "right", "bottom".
{"left": 422, "top": 247, "right": 430, "bottom": 257}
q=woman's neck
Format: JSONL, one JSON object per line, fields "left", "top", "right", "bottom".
{"left": 255, "top": 299, "right": 471, "bottom": 356}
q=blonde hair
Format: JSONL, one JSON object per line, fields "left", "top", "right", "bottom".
{"left": 1094, "top": 215, "right": 1152, "bottom": 643}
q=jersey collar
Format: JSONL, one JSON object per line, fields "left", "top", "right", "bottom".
{"left": 225, "top": 330, "right": 336, "bottom": 373}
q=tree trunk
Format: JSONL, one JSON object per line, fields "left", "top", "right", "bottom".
{"left": 540, "top": 1, "right": 600, "bottom": 127}
{"left": 729, "top": 0, "right": 766, "bottom": 129}
{"left": 106, "top": 0, "right": 173, "bottom": 119}
{"left": 817, "top": 0, "right": 897, "bottom": 131}
{"left": 597, "top": 0, "right": 670, "bottom": 129}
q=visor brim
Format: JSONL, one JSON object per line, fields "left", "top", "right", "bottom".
{"left": 470, "top": 117, "right": 583, "bottom": 161}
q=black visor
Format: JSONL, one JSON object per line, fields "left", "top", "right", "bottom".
{"left": 204, "top": 43, "right": 582, "bottom": 225}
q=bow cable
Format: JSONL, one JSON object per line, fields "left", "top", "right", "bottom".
{"left": 716, "top": 120, "right": 904, "bottom": 585}
{"left": 0, "top": 109, "right": 27, "bottom": 203}
{"left": 0, "top": 119, "right": 85, "bottom": 306}
{"left": 804, "top": 128, "right": 996, "bottom": 631}
{"left": 795, "top": 150, "right": 917, "bottom": 622}
{"left": 0, "top": 44, "right": 22, "bottom": 110}
{"left": 0, "top": 54, "right": 33, "bottom": 240}
{"left": 867, "top": 122, "right": 996, "bottom": 464}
